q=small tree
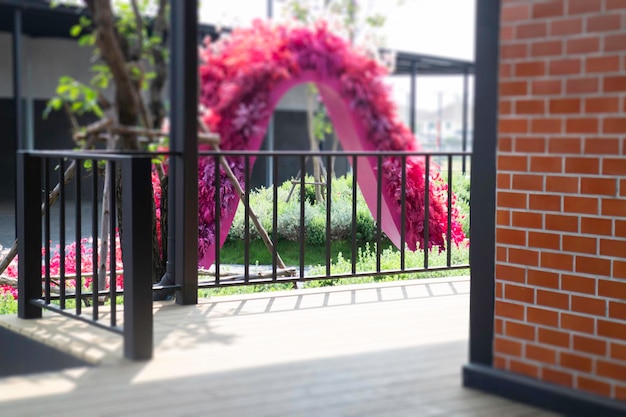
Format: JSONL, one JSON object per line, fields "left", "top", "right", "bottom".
{"left": 39, "top": 0, "right": 169, "bottom": 286}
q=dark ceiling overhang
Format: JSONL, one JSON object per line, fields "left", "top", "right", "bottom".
{"left": 390, "top": 51, "right": 474, "bottom": 76}
{"left": 0, "top": 0, "right": 473, "bottom": 76}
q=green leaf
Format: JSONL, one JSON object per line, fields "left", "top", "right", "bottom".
{"left": 71, "top": 102, "right": 84, "bottom": 112}
{"left": 70, "top": 24, "right": 82, "bottom": 37}
{"left": 78, "top": 34, "right": 94, "bottom": 47}
{"left": 49, "top": 97, "right": 63, "bottom": 111}
{"left": 91, "top": 105, "right": 104, "bottom": 118}
{"left": 79, "top": 16, "right": 91, "bottom": 27}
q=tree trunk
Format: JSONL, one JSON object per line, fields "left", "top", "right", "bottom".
{"left": 85, "top": 0, "right": 140, "bottom": 150}
{"left": 97, "top": 163, "right": 111, "bottom": 293}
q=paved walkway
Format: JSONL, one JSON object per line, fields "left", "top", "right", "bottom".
{"left": 0, "top": 278, "right": 560, "bottom": 416}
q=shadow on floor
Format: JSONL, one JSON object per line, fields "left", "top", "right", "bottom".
{"left": 0, "top": 326, "right": 90, "bottom": 378}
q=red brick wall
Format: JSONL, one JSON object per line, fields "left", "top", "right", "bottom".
{"left": 495, "top": 0, "right": 626, "bottom": 400}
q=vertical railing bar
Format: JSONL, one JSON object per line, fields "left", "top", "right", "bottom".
{"left": 400, "top": 155, "right": 407, "bottom": 271}
{"left": 75, "top": 159, "right": 82, "bottom": 315}
{"left": 109, "top": 161, "right": 117, "bottom": 327}
{"left": 44, "top": 158, "right": 51, "bottom": 304}
{"left": 325, "top": 154, "right": 332, "bottom": 278}
{"left": 91, "top": 159, "right": 99, "bottom": 320}
{"left": 447, "top": 155, "right": 453, "bottom": 267}
{"left": 244, "top": 156, "right": 250, "bottom": 283}
{"left": 424, "top": 156, "right": 431, "bottom": 269}
{"left": 351, "top": 155, "right": 358, "bottom": 275}
{"left": 214, "top": 155, "right": 221, "bottom": 285}
{"left": 272, "top": 154, "right": 278, "bottom": 281}
{"left": 299, "top": 155, "right": 306, "bottom": 281}
{"left": 376, "top": 155, "right": 382, "bottom": 273}
{"left": 59, "top": 158, "right": 66, "bottom": 309}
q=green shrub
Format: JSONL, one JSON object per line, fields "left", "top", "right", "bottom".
{"left": 0, "top": 292, "right": 17, "bottom": 315}
{"left": 227, "top": 174, "right": 378, "bottom": 244}
{"left": 452, "top": 172, "right": 471, "bottom": 238}
{"left": 227, "top": 172, "right": 469, "bottom": 244}
{"left": 307, "top": 241, "right": 470, "bottom": 285}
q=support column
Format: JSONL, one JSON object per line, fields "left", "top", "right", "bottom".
{"left": 169, "top": 0, "right": 199, "bottom": 305}
{"left": 13, "top": 8, "right": 23, "bottom": 233}
{"left": 465, "top": 0, "right": 500, "bottom": 367}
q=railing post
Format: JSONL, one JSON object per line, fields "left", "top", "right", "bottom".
{"left": 121, "top": 156, "right": 153, "bottom": 360}
{"left": 17, "top": 152, "right": 42, "bottom": 319}
{"left": 169, "top": 0, "right": 199, "bottom": 304}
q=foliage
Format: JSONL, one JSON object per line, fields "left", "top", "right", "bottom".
{"left": 309, "top": 241, "right": 469, "bottom": 279}
{"left": 227, "top": 175, "right": 377, "bottom": 245}
{"left": 199, "top": 241, "right": 470, "bottom": 299}
{"left": 0, "top": 291, "right": 17, "bottom": 315}
{"left": 3, "top": 237, "right": 125, "bottom": 301}
{"left": 279, "top": 0, "right": 390, "bottom": 54}
{"left": 451, "top": 172, "right": 471, "bottom": 237}
{"left": 227, "top": 173, "right": 466, "bottom": 248}
{"left": 220, "top": 238, "right": 356, "bottom": 266}
{"left": 45, "top": 1, "right": 167, "bottom": 123}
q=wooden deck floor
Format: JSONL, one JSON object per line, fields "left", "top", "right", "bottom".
{"left": 0, "top": 277, "right": 560, "bottom": 416}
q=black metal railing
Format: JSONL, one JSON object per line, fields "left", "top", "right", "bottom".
{"left": 17, "top": 150, "right": 153, "bottom": 360}
{"left": 184, "top": 149, "right": 471, "bottom": 289}
{"left": 16, "top": 148, "right": 470, "bottom": 361}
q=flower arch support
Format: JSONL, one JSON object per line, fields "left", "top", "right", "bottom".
{"left": 197, "top": 20, "right": 464, "bottom": 268}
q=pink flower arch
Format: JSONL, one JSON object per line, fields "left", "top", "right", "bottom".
{"left": 197, "top": 20, "right": 465, "bottom": 268}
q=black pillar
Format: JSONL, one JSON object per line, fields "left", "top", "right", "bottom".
{"left": 17, "top": 153, "right": 42, "bottom": 319}
{"left": 169, "top": 0, "right": 199, "bottom": 305}
{"left": 13, "top": 8, "right": 23, "bottom": 233}
{"left": 465, "top": 0, "right": 500, "bottom": 367}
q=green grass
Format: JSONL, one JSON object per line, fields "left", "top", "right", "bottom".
{"left": 199, "top": 240, "right": 469, "bottom": 298}
{"left": 0, "top": 291, "right": 17, "bottom": 315}
{"left": 0, "top": 293, "right": 126, "bottom": 316}
{"left": 219, "top": 238, "right": 376, "bottom": 266}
